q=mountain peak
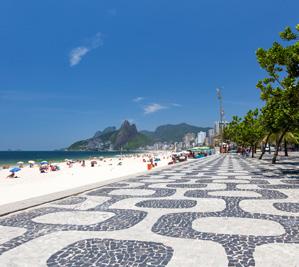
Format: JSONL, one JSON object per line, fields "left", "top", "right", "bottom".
{"left": 114, "top": 120, "right": 138, "bottom": 149}
{"left": 122, "top": 120, "right": 130, "bottom": 126}
{"left": 121, "top": 120, "right": 136, "bottom": 129}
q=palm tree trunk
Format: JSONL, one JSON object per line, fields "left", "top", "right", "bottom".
{"left": 272, "top": 130, "right": 287, "bottom": 164}
{"left": 284, "top": 139, "right": 288, "bottom": 156}
{"left": 259, "top": 133, "right": 271, "bottom": 160}
{"left": 251, "top": 146, "right": 254, "bottom": 158}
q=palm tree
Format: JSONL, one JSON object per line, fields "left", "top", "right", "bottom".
{"left": 283, "top": 131, "right": 299, "bottom": 156}
{"left": 259, "top": 131, "right": 299, "bottom": 160}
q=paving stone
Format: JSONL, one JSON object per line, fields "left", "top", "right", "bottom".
{"left": 0, "top": 154, "right": 298, "bottom": 267}
{"left": 273, "top": 202, "right": 299, "bottom": 213}
{"left": 47, "top": 238, "right": 173, "bottom": 267}
{"left": 136, "top": 199, "right": 197, "bottom": 209}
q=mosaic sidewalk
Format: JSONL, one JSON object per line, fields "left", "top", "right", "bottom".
{"left": 0, "top": 154, "right": 298, "bottom": 266}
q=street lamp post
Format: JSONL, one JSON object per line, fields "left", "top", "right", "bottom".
{"left": 216, "top": 88, "right": 224, "bottom": 152}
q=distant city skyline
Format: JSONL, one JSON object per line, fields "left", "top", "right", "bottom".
{"left": 0, "top": 0, "right": 298, "bottom": 150}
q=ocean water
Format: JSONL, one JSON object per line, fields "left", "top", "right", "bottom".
{"left": 0, "top": 151, "right": 132, "bottom": 166}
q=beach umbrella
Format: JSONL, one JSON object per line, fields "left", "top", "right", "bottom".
{"left": 91, "top": 160, "right": 97, "bottom": 164}
{"left": 40, "top": 161, "right": 48, "bottom": 165}
{"left": 17, "top": 161, "right": 24, "bottom": 168}
{"left": 10, "top": 167, "right": 21, "bottom": 173}
{"left": 28, "top": 160, "right": 35, "bottom": 164}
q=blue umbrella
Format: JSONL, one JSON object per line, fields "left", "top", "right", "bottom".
{"left": 10, "top": 167, "right": 21, "bottom": 173}
{"left": 40, "top": 161, "right": 48, "bottom": 165}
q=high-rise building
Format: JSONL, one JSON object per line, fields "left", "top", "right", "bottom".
{"left": 207, "top": 128, "right": 215, "bottom": 145}
{"left": 214, "top": 121, "right": 229, "bottom": 135}
{"left": 183, "top": 133, "right": 196, "bottom": 148}
{"left": 208, "top": 128, "right": 215, "bottom": 137}
{"left": 197, "top": 131, "right": 206, "bottom": 145}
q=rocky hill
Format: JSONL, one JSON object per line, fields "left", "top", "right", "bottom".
{"left": 68, "top": 121, "right": 151, "bottom": 151}
{"left": 68, "top": 121, "right": 211, "bottom": 151}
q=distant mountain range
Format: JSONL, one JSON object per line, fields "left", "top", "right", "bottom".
{"left": 68, "top": 121, "right": 211, "bottom": 151}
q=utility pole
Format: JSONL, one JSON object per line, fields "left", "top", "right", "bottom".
{"left": 216, "top": 88, "right": 224, "bottom": 151}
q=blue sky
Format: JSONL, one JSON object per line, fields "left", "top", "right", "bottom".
{"left": 0, "top": 0, "right": 298, "bottom": 150}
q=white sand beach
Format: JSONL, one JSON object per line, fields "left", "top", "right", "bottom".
{"left": 0, "top": 152, "right": 173, "bottom": 207}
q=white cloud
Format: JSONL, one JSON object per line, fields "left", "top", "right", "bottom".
{"left": 90, "top": 32, "right": 104, "bottom": 49}
{"left": 69, "top": 32, "right": 103, "bottom": 67}
{"left": 144, "top": 103, "right": 166, "bottom": 114}
{"left": 69, "top": 47, "right": 89, "bottom": 66}
{"left": 171, "top": 103, "right": 182, "bottom": 107}
{"left": 133, "top": 97, "right": 144, "bottom": 102}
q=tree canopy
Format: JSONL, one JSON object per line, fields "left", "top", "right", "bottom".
{"left": 225, "top": 25, "right": 299, "bottom": 163}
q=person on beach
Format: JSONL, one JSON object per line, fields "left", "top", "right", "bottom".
{"left": 50, "top": 165, "right": 59, "bottom": 171}
{"left": 81, "top": 160, "right": 86, "bottom": 167}
{"left": 7, "top": 172, "right": 16, "bottom": 178}
{"left": 7, "top": 167, "right": 21, "bottom": 178}
{"left": 40, "top": 166, "right": 48, "bottom": 173}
